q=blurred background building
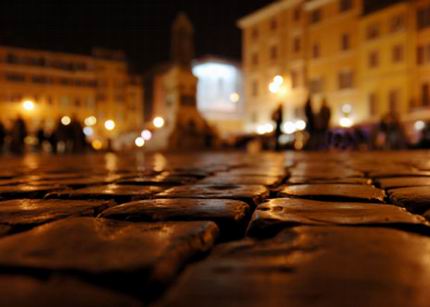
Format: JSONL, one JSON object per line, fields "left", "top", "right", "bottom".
{"left": 238, "top": 0, "right": 430, "bottom": 134}
{"left": 0, "top": 46, "right": 143, "bottom": 149}
{"left": 192, "top": 56, "right": 244, "bottom": 137}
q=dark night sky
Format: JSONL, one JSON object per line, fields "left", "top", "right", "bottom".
{"left": 0, "top": 0, "right": 274, "bottom": 73}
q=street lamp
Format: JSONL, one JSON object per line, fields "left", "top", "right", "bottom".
{"left": 84, "top": 116, "right": 97, "bottom": 126}
{"left": 22, "top": 99, "right": 35, "bottom": 111}
{"left": 104, "top": 120, "right": 116, "bottom": 131}
{"left": 153, "top": 117, "right": 165, "bottom": 128}
{"left": 61, "top": 116, "right": 71, "bottom": 126}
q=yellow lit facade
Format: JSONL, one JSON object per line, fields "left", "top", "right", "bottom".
{"left": 0, "top": 46, "right": 143, "bottom": 141}
{"left": 238, "top": 0, "right": 430, "bottom": 131}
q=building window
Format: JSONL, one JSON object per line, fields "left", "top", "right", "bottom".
{"left": 5, "top": 73, "right": 25, "bottom": 82}
{"left": 417, "top": 46, "right": 425, "bottom": 64}
{"left": 293, "top": 37, "right": 301, "bottom": 52}
{"left": 422, "top": 83, "right": 430, "bottom": 106}
{"left": 251, "top": 28, "right": 259, "bottom": 40}
{"left": 339, "top": 0, "right": 352, "bottom": 12}
{"left": 338, "top": 71, "right": 354, "bottom": 89}
{"left": 389, "top": 90, "right": 399, "bottom": 113}
{"left": 270, "top": 18, "right": 278, "bottom": 31}
{"left": 270, "top": 46, "right": 278, "bottom": 61}
{"left": 252, "top": 53, "right": 259, "bottom": 66}
{"left": 252, "top": 80, "right": 259, "bottom": 97}
{"left": 417, "top": 7, "right": 430, "bottom": 30}
{"left": 390, "top": 14, "right": 405, "bottom": 32}
{"left": 341, "top": 33, "right": 350, "bottom": 51}
{"left": 392, "top": 45, "right": 404, "bottom": 63}
{"left": 291, "top": 70, "right": 299, "bottom": 88}
{"left": 366, "top": 24, "right": 380, "bottom": 40}
{"left": 312, "top": 43, "right": 320, "bottom": 58}
{"left": 310, "top": 9, "right": 321, "bottom": 24}
{"left": 293, "top": 7, "right": 301, "bottom": 21}
{"left": 369, "top": 93, "right": 378, "bottom": 116}
{"left": 368, "top": 51, "right": 379, "bottom": 68}
{"left": 309, "top": 78, "right": 323, "bottom": 94}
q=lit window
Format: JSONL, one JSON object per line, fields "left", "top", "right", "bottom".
{"left": 368, "top": 51, "right": 379, "bottom": 68}
{"left": 338, "top": 71, "right": 354, "bottom": 89}
{"left": 390, "top": 14, "right": 405, "bottom": 32}
{"left": 341, "top": 33, "right": 350, "bottom": 51}
{"left": 366, "top": 24, "right": 380, "bottom": 40}
{"left": 310, "top": 9, "right": 321, "bottom": 24}
{"left": 339, "top": 0, "right": 352, "bottom": 12}
{"left": 392, "top": 45, "right": 404, "bottom": 63}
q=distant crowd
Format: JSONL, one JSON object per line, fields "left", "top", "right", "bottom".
{"left": 271, "top": 97, "right": 430, "bottom": 151}
{"left": 0, "top": 116, "right": 89, "bottom": 154}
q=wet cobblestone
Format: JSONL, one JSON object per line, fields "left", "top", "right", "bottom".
{"left": 0, "top": 151, "right": 429, "bottom": 306}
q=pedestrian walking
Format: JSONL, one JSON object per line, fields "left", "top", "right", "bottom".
{"left": 304, "top": 97, "right": 316, "bottom": 150}
{"left": 316, "top": 97, "right": 331, "bottom": 149}
{"left": 272, "top": 104, "right": 283, "bottom": 151}
{"left": 36, "top": 124, "right": 46, "bottom": 151}
{"left": 10, "top": 116, "right": 27, "bottom": 154}
{"left": 0, "top": 121, "right": 6, "bottom": 153}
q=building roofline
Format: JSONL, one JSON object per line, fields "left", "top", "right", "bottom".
{"left": 237, "top": 0, "right": 301, "bottom": 28}
{"left": 304, "top": 0, "right": 335, "bottom": 11}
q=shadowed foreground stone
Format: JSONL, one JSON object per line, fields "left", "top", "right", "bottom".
{"left": 156, "top": 184, "right": 269, "bottom": 206}
{"left": 247, "top": 198, "right": 428, "bottom": 237}
{"left": 278, "top": 184, "right": 385, "bottom": 203}
{"left": 0, "top": 185, "right": 61, "bottom": 199}
{"left": 0, "top": 199, "right": 112, "bottom": 229}
{"left": 369, "top": 170, "right": 430, "bottom": 178}
{"left": 376, "top": 177, "right": 430, "bottom": 189}
{"left": 157, "top": 226, "right": 430, "bottom": 307}
{"left": 46, "top": 184, "right": 163, "bottom": 202}
{"left": 0, "top": 217, "right": 218, "bottom": 299}
{"left": 99, "top": 199, "right": 250, "bottom": 239}
{"left": 116, "top": 173, "right": 196, "bottom": 186}
{"left": 0, "top": 276, "right": 140, "bottom": 307}
{"left": 389, "top": 187, "right": 430, "bottom": 213}
{"left": 289, "top": 168, "right": 363, "bottom": 179}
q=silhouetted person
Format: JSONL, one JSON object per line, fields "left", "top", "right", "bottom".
{"left": 0, "top": 121, "right": 5, "bottom": 153}
{"left": 48, "top": 129, "right": 58, "bottom": 154}
{"left": 316, "top": 98, "right": 331, "bottom": 149}
{"left": 304, "top": 98, "right": 315, "bottom": 150}
{"left": 379, "top": 113, "right": 406, "bottom": 150}
{"left": 70, "top": 116, "right": 85, "bottom": 152}
{"left": 272, "top": 104, "right": 284, "bottom": 151}
{"left": 36, "top": 125, "right": 45, "bottom": 151}
{"left": 417, "top": 124, "right": 430, "bottom": 149}
{"left": 10, "top": 117, "right": 27, "bottom": 154}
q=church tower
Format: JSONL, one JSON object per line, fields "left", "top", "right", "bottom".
{"left": 171, "top": 12, "right": 194, "bottom": 68}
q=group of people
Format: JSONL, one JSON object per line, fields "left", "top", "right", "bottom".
{"left": 0, "top": 116, "right": 88, "bottom": 154}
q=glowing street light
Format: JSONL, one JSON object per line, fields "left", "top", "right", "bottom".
{"left": 141, "top": 129, "right": 152, "bottom": 141}
{"left": 61, "top": 116, "right": 71, "bottom": 126}
{"left": 22, "top": 100, "right": 35, "bottom": 111}
{"left": 339, "top": 117, "right": 354, "bottom": 128}
{"left": 104, "top": 120, "right": 116, "bottom": 131}
{"left": 153, "top": 117, "right": 165, "bottom": 128}
{"left": 135, "top": 137, "right": 145, "bottom": 147}
{"left": 83, "top": 127, "right": 94, "bottom": 136}
{"left": 230, "top": 92, "right": 240, "bottom": 103}
{"left": 84, "top": 116, "right": 97, "bottom": 126}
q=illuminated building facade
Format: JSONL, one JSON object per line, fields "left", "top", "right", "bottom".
{"left": 192, "top": 56, "right": 244, "bottom": 136}
{"left": 0, "top": 46, "right": 143, "bottom": 146}
{"left": 238, "top": 0, "right": 430, "bottom": 132}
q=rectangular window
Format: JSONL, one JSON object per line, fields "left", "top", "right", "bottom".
{"left": 291, "top": 70, "right": 299, "bottom": 89}
{"left": 270, "top": 18, "right": 278, "bottom": 31}
{"left": 310, "top": 9, "right": 321, "bottom": 24}
{"left": 251, "top": 28, "right": 259, "bottom": 40}
{"left": 293, "top": 37, "right": 301, "bottom": 52}
{"left": 392, "top": 45, "right": 404, "bottom": 63}
{"left": 422, "top": 83, "right": 430, "bottom": 106}
{"left": 418, "top": 46, "right": 425, "bottom": 65}
{"left": 368, "top": 51, "right": 379, "bottom": 68}
{"left": 309, "top": 78, "right": 323, "bottom": 94}
{"left": 252, "top": 80, "right": 259, "bottom": 97}
{"left": 369, "top": 93, "right": 378, "bottom": 116}
{"left": 339, "top": 0, "right": 353, "bottom": 12}
{"left": 389, "top": 90, "right": 399, "bottom": 113}
{"left": 390, "top": 14, "right": 405, "bottom": 32}
{"left": 338, "top": 71, "right": 354, "bottom": 89}
{"left": 252, "top": 53, "right": 259, "bottom": 66}
{"left": 366, "top": 24, "right": 380, "bottom": 40}
{"left": 417, "top": 7, "right": 430, "bottom": 30}
{"left": 293, "top": 7, "right": 301, "bottom": 21}
{"left": 5, "top": 73, "right": 25, "bottom": 82}
{"left": 341, "top": 33, "right": 350, "bottom": 51}
{"left": 312, "top": 43, "right": 320, "bottom": 59}
{"left": 270, "top": 46, "right": 278, "bottom": 61}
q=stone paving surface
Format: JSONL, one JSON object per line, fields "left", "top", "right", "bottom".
{"left": 0, "top": 151, "right": 429, "bottom": 306}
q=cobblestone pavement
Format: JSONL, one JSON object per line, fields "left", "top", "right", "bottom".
{"left": 0, "top": 151, "right": 430, "bottom": 306}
